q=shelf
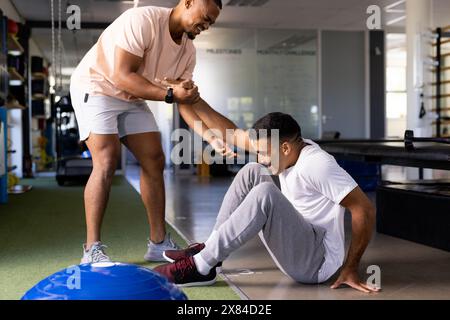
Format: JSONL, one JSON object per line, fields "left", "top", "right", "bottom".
{"left": 432, "top": 120, "right": 450, "bottom": 125}
{"left": 32, "top": 72, "right": 47, "bottom": 79}
{"left": 431, "top": 66, "right": 450, "bottom": 72}
{"left": 433, "top": 39, "right": 450, "bottom": 46}
{"left": 7, "top": 150, "right": 16, "bottom": 154}
{"left": 429, "top": 93, "right": 450, "bottom": 99}
{"left": 32, "top": 94, "right": 46, "bottom": 100}
{"left": 6, "top": 100, "right": 26, "bottom": 110}
{"left": 430, "top": 52, "right": 450, "bottom": 60}
{"left": 32, "top": 115, "right": 47, "bottom": 120}
{"left": 8, "top": 185, "right": 33, "bottom": 194}
{"left": 8, "top": 67, "right": 25, "bottom": 83}
{"left": 431, "top": 107, "right": 450, "bottom": 112}
{"left": 7, "top": 34, "right": 24, "bottom": 56}
{"left": 430, "top": 80, "right": 450, "bottom": 86}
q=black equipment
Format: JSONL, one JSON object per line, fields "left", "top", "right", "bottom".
{"left": 55, "top": 95, "right": 92, "bottom": 186}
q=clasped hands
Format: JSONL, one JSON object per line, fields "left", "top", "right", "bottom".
{"left": 155, "top": 77, "right": 235, "bottom": 159}
{"left": 155, "top": 77, "right": 200, "bottom": 105}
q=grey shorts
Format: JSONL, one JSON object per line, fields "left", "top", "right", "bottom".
{"left": 70, "top": 85, "right": 159, "bottom": 141}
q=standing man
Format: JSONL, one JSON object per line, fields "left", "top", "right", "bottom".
{"left": 70, "top": 0, "right": 241, "bottom": 263}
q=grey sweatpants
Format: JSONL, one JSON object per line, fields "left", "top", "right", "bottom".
{"left": 200, "top": 163, "right": 327, "bottom": 284}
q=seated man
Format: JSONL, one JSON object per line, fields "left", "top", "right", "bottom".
{"left": 154, "top": 112, "right": 379, "bottom": 293}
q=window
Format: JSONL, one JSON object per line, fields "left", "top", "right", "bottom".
{"left": 386, "top": 33, "right": 407, "bottom": 138}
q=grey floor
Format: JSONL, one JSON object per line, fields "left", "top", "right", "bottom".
{"left": 126, "top": 165, "right": 450, "bottom": 300}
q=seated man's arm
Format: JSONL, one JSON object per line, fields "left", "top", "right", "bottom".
{"left": 159, "top": 78, "right": 254, "bottom": 153}
{"left": 331, "top": 187, "right": 379, "bottom": 293}
{"left": 179, "top": 99, "right": 255, "bottom": 153}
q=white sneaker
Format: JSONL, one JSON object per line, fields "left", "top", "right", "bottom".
{"left": 81, "top": 242, "right": 112, "bottom": 264}
{"left": 144, "top": 233, "right": 180, "bottom": 262}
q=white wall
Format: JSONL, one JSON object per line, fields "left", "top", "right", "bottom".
{"left": 321, "top": 30, "right": 367, "bottom": 139}
{"left": 432, "top": 0, "right": 450, "bottom": 28}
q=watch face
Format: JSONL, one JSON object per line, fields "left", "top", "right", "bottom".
{"left": 165, "top": 91, "right": 174, "bottom": 104}
{"left": 165, "top": 97, "right": 171, "bottom": 103}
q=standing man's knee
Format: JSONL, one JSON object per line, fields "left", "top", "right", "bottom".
{"left": 93, "top": 153, "right": 120, "bottom": 180}
{"left": 141, "top": 150, "right": 165, "bottom": 176}
{"left": 89, "top": 143, "right": 121, "bottom": 180}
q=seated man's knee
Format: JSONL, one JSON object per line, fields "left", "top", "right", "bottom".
{"left": 242, "top": 162, "right": 266, "bottom": 173}
{"left": 238, "top": 162, "right": 268, "bottom": 180}
{"left": 253, "top": 181, "right": 278, "bottom": 194}
{"left": 250, "top": 182, "right": 280, "bottom": 203}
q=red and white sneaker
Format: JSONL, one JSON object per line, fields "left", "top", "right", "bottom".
{"left": 163, "top": 243, "right": 223, "bottom": 273}
{"left": 163, "top": 243, "right": 205, "bottom": 263}
{"left": 154, "top": 256, "right": 217, "bottom": 287}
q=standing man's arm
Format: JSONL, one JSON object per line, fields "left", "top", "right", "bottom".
{"left": 111, "top": 46, "right": 200, "bottom": 104}
{"left": 331, "top": 187, "right": 380, "bottom": 293}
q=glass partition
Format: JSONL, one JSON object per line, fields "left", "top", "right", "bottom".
{"left": 193, "top": 28, "right": 319, "bottom": 138}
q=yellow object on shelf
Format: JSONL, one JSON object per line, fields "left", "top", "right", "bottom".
{"left": 36, "top": 136, "right": 53, "bottom": 171}
{"left": 197, "top": 153, "right": 210, "bottom": 177}
{"left": 7, "top": 173, "right": 19, "bottom": 189}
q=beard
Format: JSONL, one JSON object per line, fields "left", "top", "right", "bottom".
{"left": 187, "top": 32, "right": 196, "bottom": 40}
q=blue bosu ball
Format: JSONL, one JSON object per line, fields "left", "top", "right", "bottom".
{"left": 21, "top": 262, "right": 187, "bottom": 300}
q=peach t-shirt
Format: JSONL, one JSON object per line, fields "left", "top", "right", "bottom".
{"left": 71, "top": 6, "right": 196, "bottom": 101}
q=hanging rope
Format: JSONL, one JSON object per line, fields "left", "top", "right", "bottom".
{"left": 58, "top": 0, "right": 62, "bottom": 91}
{"left": 50, "top": 0, "right": 55, "bottom": 90}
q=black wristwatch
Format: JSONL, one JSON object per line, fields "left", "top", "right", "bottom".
{"left": 164, "top": 87, "right": 174, "bottom": 104}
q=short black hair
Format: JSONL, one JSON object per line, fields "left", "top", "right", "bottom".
{"left": 210, "top": 0, "right": 222, "bottom": 9}
{"left": 252, "top": 112, "right": 302, "bottom": 142}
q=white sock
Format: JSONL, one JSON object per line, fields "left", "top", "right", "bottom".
{"left": 209, "top": 229, "right": 218, "bottom": 239}
{"left": 193, "top": 253, "right": 213, "bottom": 275}
{"left": 204, "top": 229, "right": 218, "bottom": 250}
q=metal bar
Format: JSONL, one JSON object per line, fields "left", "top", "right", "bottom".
{"left": 432, "top": 39, "right": 450, "bottom": 46}
{"left": 431, "top": 107, "right": 450, "bottom": 112}
{"left": 437, "top": 52, "right": 450, "bottom": 59}
{"left": 437, "top": 28, "right": 442, "bottom": 137}
{"left": 429, "top": 93, "right": 450, "bottom": 99}
{"left": 431, "top": 66, "right": 450, "bottom": 72}
{"left": 27, "top": 20, "right": 111, "bottom": 29}
{"left": 429, "top": 80, "right": 450, "bottom": 85}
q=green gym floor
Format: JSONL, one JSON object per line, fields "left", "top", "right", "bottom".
{"left": 0, "top": 177, "right": 239, "bottom": 300}
{"left": 2, "top": 167, "right": 450, "bottom": 300}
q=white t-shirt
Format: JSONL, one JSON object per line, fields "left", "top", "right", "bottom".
{"left": 278, "top": 139, "right": 358, "bottom": 282}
